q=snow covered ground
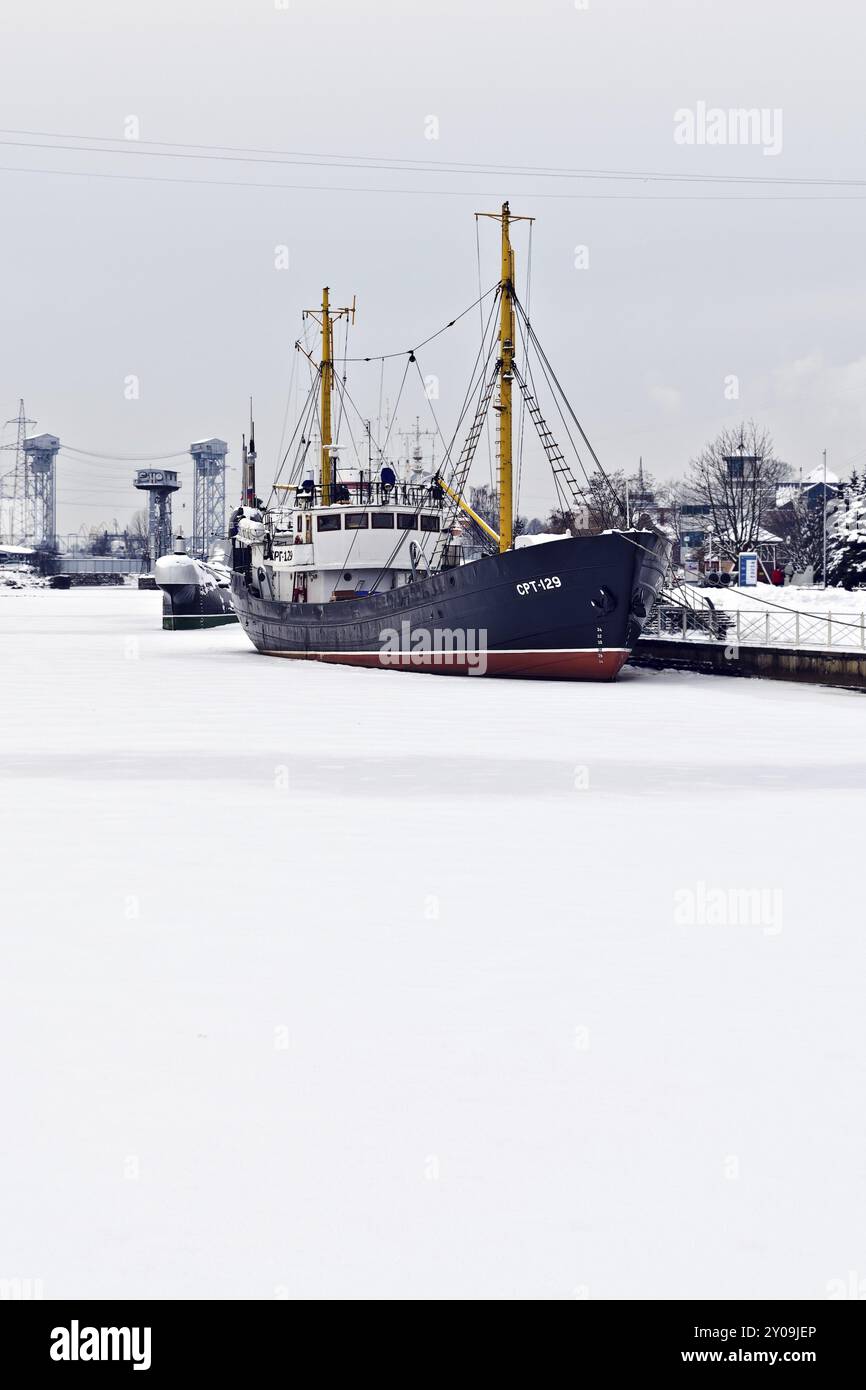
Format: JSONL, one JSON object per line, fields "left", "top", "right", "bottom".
{"left": 683, "top": 580, "right": 865, "bottom": 616}
{"left": 1, "top": 587, "right": 865, "bottom": 1300}
{"left": 669, "top": 582, "right": 866, "bottom": 650}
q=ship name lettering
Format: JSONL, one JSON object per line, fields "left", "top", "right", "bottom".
{"left": 516, "top": 576, "right": 561, "bottom": 596}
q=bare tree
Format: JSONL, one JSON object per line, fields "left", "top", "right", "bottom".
{"left": 125, "top": 507, "right": 149, "bottom": 558}
{"left": 575, "top": 467, "right": 627, "bottom": 533}
{"left": 543, "top": 467, "right": 627, "bottom": 535}
{"left": 685, "top": 422, "right": 789, "bottom": 558}
{"left": 546, "top": 507, "right": 577, "bottom": 536}
{"left": 86, "top": 526, "right": 112, "bottom": 556}
{"left": 655, "top": 476, "right": 687, "bottom": 510}
{"left": 468, "top": 485, "right": 527, "bottom": 542}
{"left": 652, "top": 476, "right": 690, "bottom": 552}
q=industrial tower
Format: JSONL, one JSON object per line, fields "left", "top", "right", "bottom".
{"left": 134, "top": 468, "right": 181, "bottom": 567}
{"left": 190, "top": 439, "right": 228, "bottom": 560}
{"left": 23, "top": 434, "right": 61, "bottom": 549}
{"left": 0, "top": 400, "right": 35, "bottom": 544}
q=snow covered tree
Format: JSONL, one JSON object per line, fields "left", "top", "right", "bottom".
{"left": 826, "top": 472, "right": 866, "bottom": 589}
{"left": 766, "top": 492, "right": 825, "bottom": 577}
{"left": 575, "top": 466, "right": 627, "bottom": 532}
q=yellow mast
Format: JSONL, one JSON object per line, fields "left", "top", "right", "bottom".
{"left": 436, "top": 475, "right": 501, "bottom": 547}
{"left": 498, "top": 203, "right": 514, "bottom": 554}
{"left": 320, "top": 286, "right": 333, "bottom": 507}
{"left": 477, "top": 202, "right": 533, "bottom": 552}
{"left": 304, "top": 290, "right": 355, "bottom": 508}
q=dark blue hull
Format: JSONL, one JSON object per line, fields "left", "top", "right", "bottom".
{"left": 230, "top": 530, "right": 669, "bottom": 679}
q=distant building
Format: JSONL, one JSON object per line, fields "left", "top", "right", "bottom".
{"left": 0, "top": 543, "right": 36, "bottom": 567}
{"left": 776, "top": 466, "right": 841, "bottom": 511}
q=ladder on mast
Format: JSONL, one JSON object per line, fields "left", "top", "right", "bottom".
{"left": 512, "top": 365, "right": 587, "bottom": 515}
{"left": 431, "top": 363, "right": 500, "bottom": 569}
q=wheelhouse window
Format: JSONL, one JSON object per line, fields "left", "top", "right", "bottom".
{"left": 316, "top": 514, "right": 342, "bottom": 532}
{"left": 344, "top": 512, "right": 369, "bottom": 530}
{"left": 371, "top": 512, "right": 395, "bottom": 529}
{"left": 420, "top": 515, "right": 440, "bottom": 532}
{"left": 397, "top": 513, "right": 416, "bottom": 530}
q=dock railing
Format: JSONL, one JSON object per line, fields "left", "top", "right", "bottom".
{"left": 644, "top": 602, "right": 866, "bottom": 653}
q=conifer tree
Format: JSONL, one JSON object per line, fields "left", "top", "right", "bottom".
{"left": 827, "top": 473, "right": 866, "bottom": 589}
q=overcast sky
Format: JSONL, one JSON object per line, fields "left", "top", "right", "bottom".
{"left": 1, "top": 0, "right": 865, "bottom": 535}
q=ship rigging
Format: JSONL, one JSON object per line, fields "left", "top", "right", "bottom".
{"left": 228, "top": 204, "right": 670, "bottom": 679}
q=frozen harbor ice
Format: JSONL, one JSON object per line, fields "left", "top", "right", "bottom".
{"left": 1, "top": 587, "right": 864, "bottom": 1299}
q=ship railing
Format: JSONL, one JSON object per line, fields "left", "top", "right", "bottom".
{"left": 643, "top": 602, "right": 866, "bottom": 652}
{"left": 279, "top": 481, "right": 444, "bottom": 512}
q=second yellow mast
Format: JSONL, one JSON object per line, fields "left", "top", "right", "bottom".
{"left": 477, "top": 201, "right": 532, "bottom": 553}
{"left": 498, "top": 203, "right": 514, "bottom": 555}
{"left": 320, "top": 286, "right": 333, "bottom": 507}
{"left": 309, "top": 287, "right": 355, "bottom": 508}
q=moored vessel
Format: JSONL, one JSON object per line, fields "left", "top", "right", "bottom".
{"left": 155, "top": 533, "right": 237, "bottom": 631}
{"left": 230, "top": 205, "right": 669, "bottom": 678}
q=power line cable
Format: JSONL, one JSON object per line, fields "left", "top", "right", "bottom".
{"left": 2, "top": 163, "right": 865, "bottom": 202}
{"left": 3, "top": 128, "right": 866, "bottom": 189}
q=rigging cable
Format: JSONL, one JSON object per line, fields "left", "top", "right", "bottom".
{"left": 267, "top": 372, "right": 321, "bottom": 503}
{"left": 333, "top": 313, "right": 351, "bottom": 448}
{"left": 368, "top": 291, "right": 504, "bottom": 587}
{"left": 513, "top": 291, "right": 625, "bottom": 515}
{"left": 273, "top": 337, "right": 301, "bottom": 476}
{"left": 378, "top": 356, "right": 412, "bottom": 460}
{"left": 341, "top": 284, "right": 498, "bottom": 362}
{"left": 513, "top": 312, "right": 595, "bottom": 509}
{"left": 515, "top": 219, "right": 533, "bottom": 522}
{"left": 376, "top": 358, "right": 385, "bottom": 443}
{"left": 513, "top": 313, "right": 575, "bottom": 520}
{"left": 476, "top": 216, "right": 495, "bottom": 492}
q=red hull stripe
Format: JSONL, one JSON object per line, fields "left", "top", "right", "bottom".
{"left": 261, "top": 648, "right": 630, "bottom": 680}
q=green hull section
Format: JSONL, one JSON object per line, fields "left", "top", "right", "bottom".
{"left": 163, "top": 612, "right": 238, "bottom": 631}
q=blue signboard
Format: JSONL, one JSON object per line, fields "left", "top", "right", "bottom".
{"left": 738, "top": 552, "right": 758, "bottom": 587}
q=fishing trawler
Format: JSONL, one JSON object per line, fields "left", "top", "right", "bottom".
{"left": 230, "top": 204, "right": 669, "bottom": 679}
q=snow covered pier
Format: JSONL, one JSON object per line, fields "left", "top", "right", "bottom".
{"left": 632, "top": 634, "right": 866, "bottom": 689}
{"left": 634, "top": 590, "right": 866, "bottom": 689}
